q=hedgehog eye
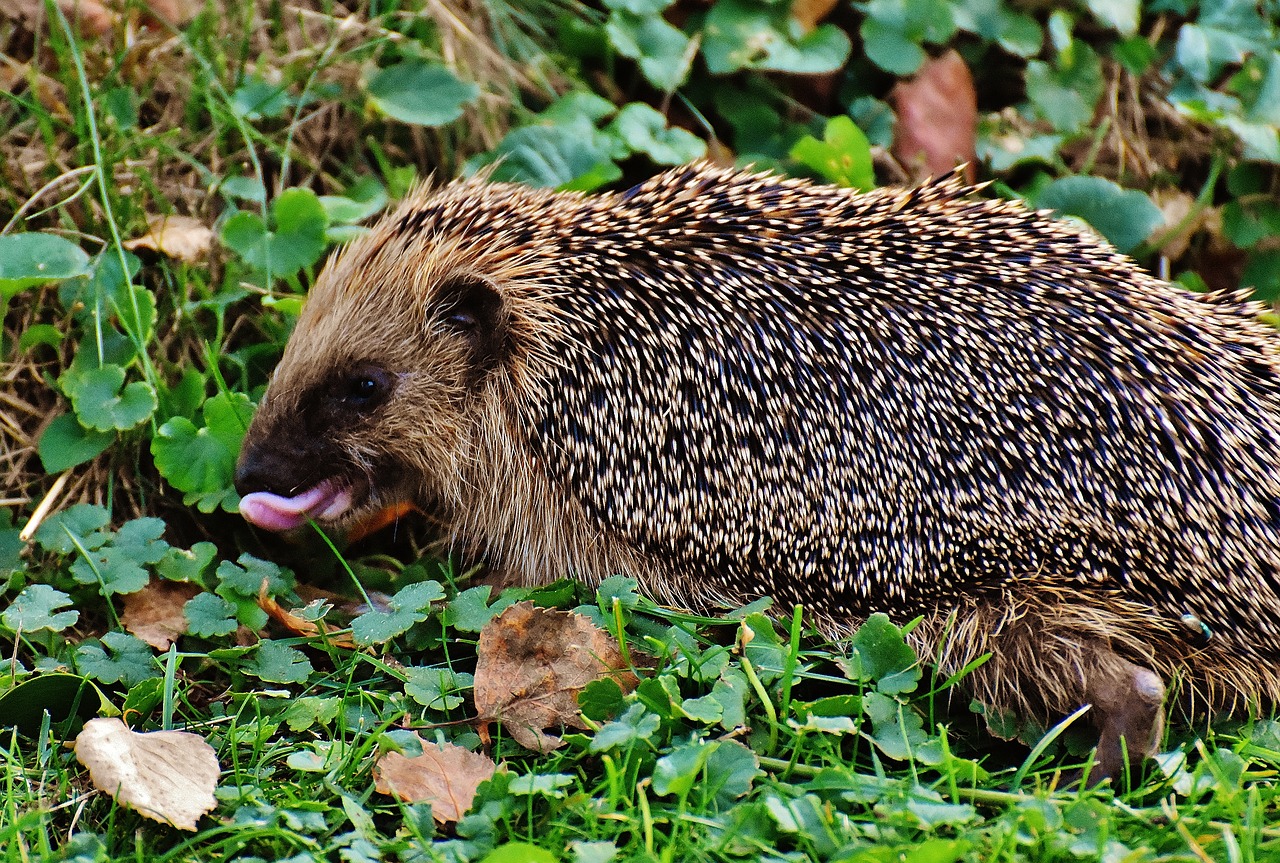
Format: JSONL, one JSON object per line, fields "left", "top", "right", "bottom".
{"left": 337, "top": 365, "right": 393, "bottom": 409}
{"left": 442, "top": 308, "right": 479, "bottom": 331}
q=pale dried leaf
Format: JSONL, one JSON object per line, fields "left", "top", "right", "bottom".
{"left": 122, "top": 579, "right": 200, "bottom": 649}
{"left": 373, "top": 736, "right": 496, "bottom": 823}
{"left": 891, "top": 50, "right": 978, "bottom": 183}
{"left": 123, "top": 215, "right": 214, "bottom": 263}
{"left": 1148, "top": 188, "right": 1200, "bottom": 260}
{"left": 473, "top": 602, "right": 638, "bottom": 752}
{"left": 74, "top": 717, "right": 220, "bottom": 830}
{"left": 1, "top": 0, "right": 117, "bottom": 35}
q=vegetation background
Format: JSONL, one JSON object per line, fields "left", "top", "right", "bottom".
{"left": 2, "top": 0, "right": 1280, "bottom": 860}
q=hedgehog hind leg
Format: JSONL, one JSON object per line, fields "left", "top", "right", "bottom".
{"left": 1082, "top": 649, "right": 1166, "bottom": 781}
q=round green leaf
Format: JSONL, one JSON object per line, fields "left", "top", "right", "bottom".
{"left": 39, "top": 413, "right": 115, "bottom": 472}
{"left": 152, "top": 392, "right": 255, "bottom": 513}
{"left": 0, "top": 673, "right": 103, "bottom": 738}
{"left": 366, "top": 61, "right": 479, "bottom": 127}
{"left": 1034, "top": 176, "right": 1164, "bottom": 254}
{"left": 0, "top": 233, "right": 91, "bottom": 298}
{"left": 60, "top": 364, "right": 157, "bottom": 432}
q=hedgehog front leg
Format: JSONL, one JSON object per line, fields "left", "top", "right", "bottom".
{"left": 1083, "top": 650, "right": 1166, "bottom": 781}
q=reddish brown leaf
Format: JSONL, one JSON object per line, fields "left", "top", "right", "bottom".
{"left": 473, "top": 602, "right": 638, "bottom": 752}
{"left": 257, "top": 583, "right": 356, "bottom": 648}
{"left": 891, "top": 50, "right": 978, "bottom": 183}
{"left": 122, "top": 579, "right": 200, "bottom": 650}
{"left": 373, "top": 736, "right": 496, "bottom": 823}
{"left": 792, "top": 0, "right": 839, "bottom": 31}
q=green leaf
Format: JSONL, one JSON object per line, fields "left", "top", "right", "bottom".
{"left": 605, "top": 11, "right": 693, "bottom": 92}
{"left": 38, "top": 413, "right": 114, "bottom": 473}
{"left": 590, "top": 703, "right": 660, "bottom": 752}
{"left": 705, "top": 739, "right": 760, "bottom": 807}
{"left": 2, "top": 585, "right": 80, "bottom": 633}
{"left": 250, "top": 640, "right": 314, "bottom": 684}
{"left": 843, "top": 613, "right": 921, "bottom": 694}
{"left": 860, "top": 17, "right": 926, "bottom": 75}
{"left": 0, "top": 673, "right": 103, "bottom": 737}
{"left": 1084, "top": 0, "right": 1138, "bottom": 35}
{"left": 350, "top": 581, "right": 445, "bottom": 645}
{"left": 108, "top": 282, "right": 157, "bottom": 346}
{"left": 445, "top": 585, "right": 497, "bottom": 632}
{"left": 156, "top": 541, "right": 217, "bottom": 583}
{"left": 1024, "top": 40, "right": 1105, "bottom": 134}
{"left": 282, "top": 695, "right": 341, "bottom": 731}
{"left": 653, "top": 739, "right": 718, "bottom": 797}
{"left": 60, "top": 364, "right": 157, "bottom": 432}
{"left": 1033, "top": 176, "right": 1164, "bottom": 254}
{"left": 69, "top": 517, "right": 169, "bottom": 596}
{"left": 509, "top": 772, "right": 575, "bottom": 797}
{"left": 366, "top": 61, "right": 479, "bottom": 127}
{"left": 221, "top": 188, "right": 329, "bottom": 275}
{"left": 231, "top": 75, "right": 292, "bottom": 120}
{"left": 0, "top": 233, "right": 91, "bottom": 298}
{"left": 404, "top": 666, "right": 473, "bottom": 711}
{"left": 608, "top": 104, "right": 706, "bottom": 165}
{"left": 470, "top": 118, "right": 622, "bottom": 191}
{"left": 184, "top": 592, "right": 239, "bottom": 638}
{"left": 480, "top": 844, "right": 556, "bottom": 863}
{"left": 216, "top": 553, "right": 292, "bottom": 598}
{"left": 34, "top": 503, "right": 111, "bottom": 554}
{"left": 152, "top": 391, "right": 255, "bottom": 513}
{"left": 704, "top": 0, "right": 851, "bottom": 74}
{"left": 790, "top": 115, "right": 875, "bottom": 190}
{"left": 76, "top": 632, "right": 158, "bottom": 686}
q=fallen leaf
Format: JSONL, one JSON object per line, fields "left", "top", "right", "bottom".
{"left": 1, "top": 0, "right": 117, "bottom": 35}
{"left": 143, "top": 0, "right": 200, "bottom": 26}
{"left": 373, "top": 735, "right": 497, "bottom": 823}
{"left": 473, "top": 602, "right": 638, "bottom": 752}
{"left": 1147, "top": 188, "right": 1200, "bottom": 260}
{"left": 257, "top": 582, "right": 356, "bottom": 648}
{"left": 123, "top": 215, "right": 214, "bottom": 263}
{"left": 122, "top": 579, "right": 201, "bottom": 649}
{"left": 890, "top": 50, "right": 978, "bottom": 183}
{"left": 792, "top": 0, "right": 839, "bottom": 31}
{"left": 74, "top": 717, "right": 220, "bottom": 830}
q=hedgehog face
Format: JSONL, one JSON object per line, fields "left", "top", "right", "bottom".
{"left": 234, "top": 246, "right": 518, "bottom": 533}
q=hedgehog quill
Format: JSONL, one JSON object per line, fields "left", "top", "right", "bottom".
{"left": 236, "top": 165, "right": 1280, "bottom": 779}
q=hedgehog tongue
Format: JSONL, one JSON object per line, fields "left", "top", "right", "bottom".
{"left": 238, "top": 481, "right": 353, "bottom": 532}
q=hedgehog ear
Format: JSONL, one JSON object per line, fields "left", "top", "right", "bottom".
{"left": 434, "top": 275, "right": 509, "bottom": 372}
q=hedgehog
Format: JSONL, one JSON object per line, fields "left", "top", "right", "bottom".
{"left": 235, "top": 164, "right": 1280, "bottom": 779}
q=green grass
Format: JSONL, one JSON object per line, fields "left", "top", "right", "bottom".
{"left": 2, "top": 0, "right": 1280, "bottom": 860}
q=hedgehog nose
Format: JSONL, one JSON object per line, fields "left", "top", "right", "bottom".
{"left": 235, "top": 444, "right": 295, "bottom": 498}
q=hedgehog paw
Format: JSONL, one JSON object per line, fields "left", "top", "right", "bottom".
{"left": 1085, "top": 656, "right": 1166, "bottom": 784}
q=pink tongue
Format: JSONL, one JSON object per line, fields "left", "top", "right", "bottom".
{"left": 239, "top": 481, "right": 353, "bottom": 532}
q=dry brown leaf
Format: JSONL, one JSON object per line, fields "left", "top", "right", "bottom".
{"left": 143, "top": 0, "right": 200, "bottom": 26}
{"left": 890, "top": 50, "right": 978, "bottom": 184}
{"left": 473, "top": 602, "right": 639, "bottom": 752}
{"left": 122, "top": 579, "right": 200, "bottom": 649}
{"left": 373, "top": 735, "right": 497, "bottom": 823}
{"left": 123, "top": 215, "right": 214, "bottom": 263}
{"left": 74, "top": 717, "right": 220, "bottom": 831}
{"left": 1148, "top": 188, "right": 1201, "bottom": 260}
{"left": 257, "top": 584, "right": 356, "bottom": 648}
{"left": 791, "top": 0, "right": 839, "bottom": 31}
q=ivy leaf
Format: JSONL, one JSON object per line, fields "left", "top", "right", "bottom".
{"left": 39, "top": 413, "right": 114, "bottom": 473}
{"left": 34, "top": 503, "right": 112, "bottom": 554}
{"left": 365, "top": 61, "right": 479, "bottom": 127}
{"left": 60, "top": 364, "right": 157, "bottom": 432}
{"left": 0, "top": 233, "right": 91, "bottom": 299}
{"left": 704, "top": 0, "right": 851, "bottom": 75}
{"left": 1033, "top": 176, "right": 1164, "bottom": 254}
{"left": 221, "top": 188, "right": 329, "bottom": 275}
{"left": 2, "top": 585, "right": 80, "bottom": 633}
{"left": 250, "top": 640, "right": 314, "bottom": 684}
{"left": 152, "top": 392, "right": 255, "bottom": 513}
{"left": 184, "top": 592, "right": 239, "bottom": 638}
{"left": 76, "top": 632, "right": 159, "bottom": 686}
{"left": 605, "top": 11, "right": 693, "bottom": 92}
{"left": 790, "top": 115, "right": 875, "bottom": 190}
{"left": 607, "top": 104, "right": 706, "bottom": 165}
{"left": 350, "top": 581, "right": 445, "bottom": 646}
